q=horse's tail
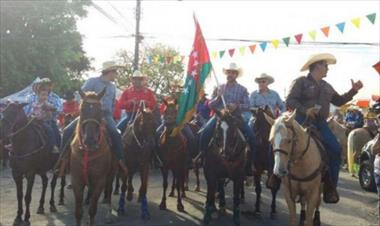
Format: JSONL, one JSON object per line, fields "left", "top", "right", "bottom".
{"left": 347, "top": 131, "right": 356, "bottom": 175}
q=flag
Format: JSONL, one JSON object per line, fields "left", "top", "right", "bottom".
{"left": 373, "top": 61, "right": 380, "bottom": 75}
{"left": 171, "top": 16, "right": 212, "bottom": 136}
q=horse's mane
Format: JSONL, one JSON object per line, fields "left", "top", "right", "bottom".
{"left": 269, "top": 112, "right": 305, "bottom": 142}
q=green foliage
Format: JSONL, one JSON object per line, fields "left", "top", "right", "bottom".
{"left": 116, "top": 43, "right": 185, "bottom": 99}
{"left": 0, "top": 0, "right": 92, "bottom": 97}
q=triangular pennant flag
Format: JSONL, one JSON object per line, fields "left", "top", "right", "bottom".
{"left": 259, "top": 42, "right": 267, "bottom": 52}
{"left": 351, "top": 17, "right": 361, "bottom": 28}
{"left": 146, "top": 56, "right": 152, "bottom": 64}
{"left": 211, "top": 51, "right": 218, "bottom": 59}
{"left": 239, "top": 46, "right": 246, "bottom": 56}
{"left": 272, "top": 40, "right": 279, "bottom": 49}
{"left": 308, "top": 31, "right": 316, "bottom": 41}
{"left": 294, "top": 33, "right": 303, "bottom": 44}
{"left": 154, "top": 55, "right": 160, "bottom": 63}
{"left": 249, "top": 44, "right": 256, "bottom": 54}
{"left": 228, "top": 48, "right": 235, "bottom": 57}
{"left": 336, "top": 22, "right": 346, "bottom": 33}
{"left": 282, "top": 37, "right": 290, "bottom": 47}
{"left": 219, "top": 50, "right": 226, "bottom": 58}
{"left": 321, "top": 26, "right": 330, "bottom": 37}
{"left": 367, "top": 13, "right": 376, "bottom": 24}
{"left": 166, "top": 56, "right": 172, "bottom": 64}
{"left": 159, "top": 55, "right": 165, "bottom": 63}
{"left": 373, "top": 61, "right": 380, "bottom": 75}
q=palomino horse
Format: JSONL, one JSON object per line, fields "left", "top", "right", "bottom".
{"left": 347, "top": 127, "right": 374, "bottom": 176}
{"left": 70, "top": 89, "right": 116, "bottom": 226}
{"left": 327, "top": 117, "right": 348, "bottom": 167}
{"left": 250, "top": 106, "right": 280, "bottom": 217}
{"left": 264, "top": 111, "right": 323, "bottom": 226}
{"left": 117, "top": 103, "right": 156, "bottom": 219}
{"left": 157, "top": 99, "right": 188, "bottom": 212}
{"left": 0, "top": 103, "right": 60, "bottom": 226}
{"left": 203, "top": 106, "right": 247, "bottom": 226}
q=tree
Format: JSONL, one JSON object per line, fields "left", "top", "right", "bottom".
{"left": 0, "top": 0, "right": 92, "bottom": 97}
{"left": 116, "top": 43, "right": 185, "bottom": 99}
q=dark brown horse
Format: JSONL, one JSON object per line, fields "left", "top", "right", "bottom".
{"left": 157, "top": 99, "right": 188, "bottom": 212}
{"left": 250, "top": 106, "right": 280, "bottom": 217}
{"left": 70, "top": 89, "right": 116, "bottom": 226}
{"left": 117, "top": 103, "right": 156, "bottom": 219}
{"left": 0, "top": 103, "right": 59, "bottom": 226}
{"left": 203, "top": 106, "right": 247, "bottom": 226}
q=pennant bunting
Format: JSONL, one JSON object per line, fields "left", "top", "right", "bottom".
{"left": 373, "top": 61, "right": 380, "bottom": 75}
{"left": 153, "top": 55, "right": 160, "bottom": 63}
{"left": 351, "top": 17, "right": 361, "bottom": 28}
{"left": 166, "top": 56, "right": 172, "bottom": 64}
{"left": 321, "top": 26, "right": 330, "bottom": 37}
{"left": 308, "top": 31, "right": 316, "bottom": 41}
{"left": 336, "top": 22, "right": 346, "bottom": 33}
{"left": 249, "top": 44, "right": 256, "bottom": 54}
{"left": 259, "top": 42, "right": 267, "bottom": 52}
{"left": 294, "top": 33, "right": 303, "bottom": 44}
{"left": 159, "top": 55, "right": 165, "bottom": 63}
{"left": 219, "top": 50, "right": 226, "bottom": 58}
{"left": 146, "top": 56, "right": 152, "bottom": 64}
{"left": 272, "top": 39, "right": 279, "bottom": 49}
{"left": 239, "top": 46, "right": 246, "bottom": 56}
{"left": 282, "top": 37, "right": 290, "bottom": 47}
{"left": 211, "top": 51, "right": 218, "bottom": 59}
{"left": 228, "top": 48, "right": 235, "bottom": 57}
{"left": 367, "top": 13, "right": 376, "bottom": 24}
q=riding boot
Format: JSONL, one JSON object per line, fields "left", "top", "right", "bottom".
{"left": 119, "top": 160, "right": 129, "bottom": 177}
{"left": 322, "top": 173, "right": 340, "bottom": 204}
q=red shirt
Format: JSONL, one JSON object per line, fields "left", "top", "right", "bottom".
{"left": 119, "top": 86, "right": 157, "bottom": 112}
{"left": 63, "top": 100, "right": 79, "bottom": 115}
{"left": 113, "top": 99, "right": 122, "bottom": 120}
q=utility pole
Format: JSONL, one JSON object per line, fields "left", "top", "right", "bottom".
{"left": 133, "top": 0, "right": 141, "bottom": 71}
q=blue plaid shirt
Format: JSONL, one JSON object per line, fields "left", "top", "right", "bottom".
{"left": 249, "top": 89, "right": 285, "bottom": 114}
{"left": 209, "top": 82, "right": 250, "bottom": 112}
{"left": 24, "top": 92, "right": 63, "bottom": 119}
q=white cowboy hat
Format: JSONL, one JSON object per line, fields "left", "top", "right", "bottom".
{"left": 300, "top": 53, "right": 337, "bottom": 72}
{"left": 223, "top": 62, "right": 243, "bottom": 77}
{"left": 101, "top": 61, "right": 123, "bottom": 73}
{"left": 254, "top": 73, "right": 274, "bottom": 84}
{"left": 131, "top": 70, "right": 147, "bottom": 78}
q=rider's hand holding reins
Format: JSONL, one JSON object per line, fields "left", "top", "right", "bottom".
{"left": 306, "top": 105, "right": 321, "bottom": 120}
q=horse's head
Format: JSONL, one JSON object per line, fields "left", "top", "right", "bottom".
{"left": 265, "top": 110, "right": 307, "bottom": 178}
{"left": 161, "top": 98, "right": 178, "bottom": 129}
{"left": 0, "top": 102, "right": 28, "bottom": 141}
{"left": 78, "top": 89, "right": 105, "bottom": 151}
{"left": 134, "top": 104, "right": 156, "bottom": 138}
{"left": 251, "top": 106, "right": 274, "bottom": 145}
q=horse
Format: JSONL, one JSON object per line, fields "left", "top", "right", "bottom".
{"left": 0, "top": 102, "right": 60, "bottom": 226}
{"left": 157, "top": 99, "right": 188, "bottom": 212}
{"left": 117, "top": 103, "right": 156, "bottom": 219}
{"left": 347, "top": 127, "right": 374, "bottom": 176}
{"left": 264, "top": 111, "right": 323, "bottom": 226}
{"left": 327, "top": 117, "right": 348, "bottom": 167}
{"left": 250, "top": 106, "right": 280, "bottom": 217}
{"left": 70, "top": 89, "right": 116, "bottom": 226}
{"left": 203, "top": 106, "right": 247, "bottom": 226}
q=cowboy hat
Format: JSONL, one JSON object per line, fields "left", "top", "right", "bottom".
{"left": 255, "top": 73, "right": 274, "bottom": 84}
{"left": 223, "top": 62, "right": 243, "bottom": 77}
{"left": 101, "top": 61, "right": 123, "bottom": 73}
{"left": 131, "top": 70, "right": 147, "bottom": 78}
{"left": 300, "top": 53, "right": 337, "bottom": 72}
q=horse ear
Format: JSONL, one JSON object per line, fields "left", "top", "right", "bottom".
{"left": 285, "top": 110, "right": 296, "bottom": 123}
{"left": 79, "top": 89, "right": 86, "bottom": 99}
{"left": 264, "top": 105, "right": 271, "bottom": 112}
{"left": 263, "top": 112, "right": 275, "bottom": 125}
{"left": 97, "top": 88, "right": 106, "bottom": 99}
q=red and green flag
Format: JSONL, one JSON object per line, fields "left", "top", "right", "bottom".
{"left": 171, "top": 17, "right": 212, "bottom": 136}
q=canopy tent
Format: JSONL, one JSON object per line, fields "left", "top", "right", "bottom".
{"left": 0, "top": 77, "right": 41, "bottom": 104}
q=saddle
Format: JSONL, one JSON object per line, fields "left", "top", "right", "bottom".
{"left": 30, "top": 119, "right": 51, "bottom": 152}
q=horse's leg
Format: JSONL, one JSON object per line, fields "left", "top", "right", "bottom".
{"left": 233, "top": 177, "right": 242, "bottom": 226}
{"left": 194, "top": 165, "right": 201, "bottom": 192}
{"left": 176, "top": 169, "right": 185, "bottom": 212}
{"left": 304, "top": 187, "right": 320, "bottom": 226}
{"left": 24, "top": 173, "right": 35, "bottom": 224}
{"left": 217, "top": 179, "right": 226, "bottom": 216}
{"left": 59, "top": 175, "right": 66, "bottom": 205}
{"left": 284, "top": 186, "right": 297, "bottom": 226}
{"left": 117, "top": 176, "right": 127, "bottom": 216}
{"left": 159, "top": 167, "right": 169, "bottom": 210}
{"left": 240, "top": 178, "right": 245, "bottom": 204}
{"left": 49, "top": 173, "right": 58, "bottom": 212}
{"left": 37, "top": 173, "right": 48, "bottom": 214}
{"left": 204, "top": 175, "right": 217, "bottom": 225}
{"left": 72, "top": 177, "right": 84, "bottom": 226}
{"left": 270, "top": 179, "right": 280, "bottom": 219}
{"left": 184, "top": 168, "right": 189, "bottom": 191}
{"left": 12, "top": 171, "right": 23, "bottom": 226}
{"left": 88, "top": 180, "right": 105, "bottom": 226}
{"left": 254, "top": 173, "right": 262, "bottom": 214}
{"left": 313, "top": 188, "right": 322, "bottom": 226}
{"left": 139, "top": 166, "right": 150, "bottom": 220}
{"left": 300, "top": 201, "right": 306, "bottom": 226}
{"left": 113, "top": 172, "right": 120, "bottom": 195}
{"left": 126, "top": 172, "right": 134, "bottom": 201}
{"left": 169, "top": 171, "right": 176, "bottom": 197}
{"left": 85, "top": 185, "right": 91, "bottom": 205}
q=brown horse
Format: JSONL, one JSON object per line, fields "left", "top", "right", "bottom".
{"left": 265, "top": 111, "right": 323, "bottom": 226}
{"left": 70, "top": 89, "right": 115, "bottom": 226}
{"left": 117, "top": 103, "right": 156, "bottom": 219}
{"left": 250, "top": 106, "right": 280, "bottom": 217}
{"left": 0, "top": 103, "right": 60, "bottom": 226}
{"left": 157, "top": 99, "right": 188, "bottom": 212}
{"left": 203, "top": 106, "right": 247, "bottom": 226}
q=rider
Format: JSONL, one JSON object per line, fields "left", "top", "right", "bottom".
{"left": 56, "top": 61, "right": 128, "bottom": 175}
{"left": 344, "top": 106, "right": 364, "bottom": 129}
{"left": 286, "top": 53, "right": 363, "bottom": 203}
{"left": 58, "top": 91, "right": 79, "bottom": 127}
{"left": 24, "top": 78, "right": 62, "bottom": 153}
{"left": 116, "top": 70, "right": 157, "bottom": 133}
{"left": 196, "top": 93, "right": 211, "bottom": 124}
{"left": 199, "top": 62, "right": 256, "bottom": 160}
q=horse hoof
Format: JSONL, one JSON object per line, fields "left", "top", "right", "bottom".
{"left": 182, "top": 193, "right": 187, "bottom": 198}
{"left": 58, "top": 200, "right": 64, "bottom": 206}
{"left": 117, "top": 208, "right": 125, "bottom": 216}
{"left": 23, "top": 220, "right": 31, "bottom": 226}
{"left": 194, "top": 187, "right": 200, "bottom": 192}
{"left": 13, "top": 217, "right": 22, "bottom": 226}
{"left": 37, "top": 207, "right": 45, "bottom": 214}
{"left": 270, "top": 212, "right": 277, "bottom": 219}
{"left": 159, "top": 202, "right": 167, "bottom": 210}
{"left": 177, "top": 204, "right": 185, "bottom": 212}
{"left": 50, "top": 205, "right": 57, "bottom": 213}
{"left": 168, "top": 192, "right": 175, "bottom": 197}
{"left": 218, "top": 207, "right": 226, "bottom": 216}
{"left": 184, "top": 186, "right": 189, "bottom": 191}
{"left": 127, "top": 192, "right": 133, "bottom": 201}
{"left": 203, "top": 214, "right": 211, "bottom": 225}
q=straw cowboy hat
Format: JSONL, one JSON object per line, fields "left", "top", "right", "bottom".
{"left": 255, "top": 73, "right": 274, "bottom": 85}
{"left": 131, "top": 70, "right": 147, "bottom": 78}
{"left": 101, "top": 61, "right": 123, "bottom": 73}
{"left": 300, "top": 53, "right": 337, "bottom": 72}
{"left": 223, "top": 62, "right": 243, "bottom": 77}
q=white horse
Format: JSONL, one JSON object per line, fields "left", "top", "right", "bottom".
{"left": 327, "top": 117, "right": 348, "bottom": 167}
{"left": 347, "top": 128, "right": 373, "bottom": 176}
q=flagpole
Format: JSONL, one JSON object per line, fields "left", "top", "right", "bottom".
{"left": 211, "top": 66, "right": 227, "bottom": 109}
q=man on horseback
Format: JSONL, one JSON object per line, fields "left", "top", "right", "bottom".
{"left": 117, "top": 70, "right": 157, "bottom": 133}
{"left": 286, "top": 53, "right": 363, "bottom": 203}
{"left": 57, "top": 61, "right": 128, "bottom": 175}
{"left": 344, "top": 106, "right": 364, "bottom": 129}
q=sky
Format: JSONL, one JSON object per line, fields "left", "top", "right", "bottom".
{"left": 77, "top": 0, "right": 380, "bottom": 100}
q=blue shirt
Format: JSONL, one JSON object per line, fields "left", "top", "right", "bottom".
{"left": 81, "top": 76, "right": 116, "bottom": 115}
{"left": 24, "top": 92, "right": 63, "bottom": 119}
{"left": 249, "top": 89, "right": 285, "bottom": 114}
{"left": 209, "top": 82, "right": 250, "bottom": 111}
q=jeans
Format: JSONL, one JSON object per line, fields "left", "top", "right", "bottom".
{"left": 375, "top": 172, "right": 380, "bottom": 225}
{"left": 295, "top": 114, "right": 341, "bottom": 186}
{"left": 116, "top": 112, "right": 134, "bottom": 134}
{"left": 42, "top": 121, "right": 60, "bottom": 151}
{"left": 59, "top": 113, "right": 125, "bottom": 161}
